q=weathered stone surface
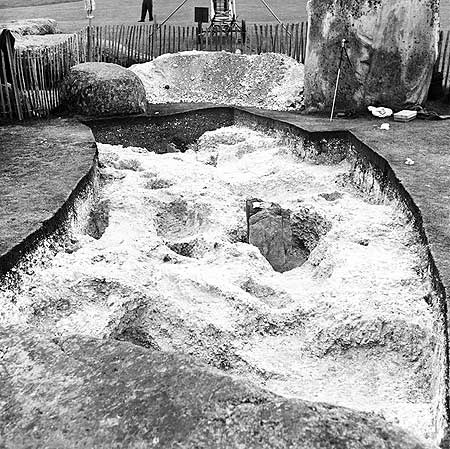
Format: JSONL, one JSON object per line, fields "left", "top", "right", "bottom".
{"left": 247, "top": 199, "right": 293, "bottom": 272}
{"left": 0, "top": 119, "right": 97, "bottom": 277}
{"left": 61, "top": 62, "right": 146, "bottom": 117}
{"left": 0, "top": 18, "right": 59, "bottom": 35}
{"left": 304, "top": 0, "right": 439, "bottom": 111}
{"left": 246, "top": 200, "right": 324, "bottom": 272}
{"left": 0, "top": 327, "right": 428, "bottom": 449}
{"left": 14, "top": 33, "right": 77, "bottom": 50}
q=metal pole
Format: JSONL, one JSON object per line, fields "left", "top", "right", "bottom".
{"left": 330, "top": 67, "right": 341, "bottom": 121}
{"left": 330, "top": 39, "right": 346, "bottom": 122}
{"left": 158, "top": 0, "right": 190, "bottom": 29}
{"left": 258, "top": 0, "right": 291, "bottom": 36}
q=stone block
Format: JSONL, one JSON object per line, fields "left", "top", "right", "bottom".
{"left": 304, "top": 0, "right": 439, "bottom": 111}
{"left": 61, "top": 62, "right": 146, "bottom": 117}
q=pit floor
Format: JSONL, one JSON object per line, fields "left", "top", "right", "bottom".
{"left": 1, "top": 107, "right": 450, "bottom": 447}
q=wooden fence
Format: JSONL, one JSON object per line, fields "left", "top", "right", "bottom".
{"left": 436, "top": 29, "right": 450, "bottom": 90}
{"left": 77, "top": 22, "right": 309, "bottom": 67}
{"left": 0, "top": 31, "right": 23, "bottom": 120}
{"left": 14, "top": 36, "right": 79, "bottom": 118}
{"left": 1, "top": 35, "right": 79, "bottom": 120}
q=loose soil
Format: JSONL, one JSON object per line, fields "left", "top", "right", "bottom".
{"left": 130, "top": 52, "right": 304, "bottom": 111}
{"left": 0, "top": 125, "right": 436, "bottom": 447}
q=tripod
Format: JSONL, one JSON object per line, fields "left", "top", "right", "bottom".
{"left": 330, "top": 39, "right": 353, "bottom": 121}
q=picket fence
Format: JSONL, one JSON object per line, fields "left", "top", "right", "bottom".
{"left": 77, "top": 22, "right": 309, "bottom": 66}
{"left": 436, "top": 29, "right": 450, "bottom": 91}
{"left": 1, "top": 35, "right": 79, "bottom": 120}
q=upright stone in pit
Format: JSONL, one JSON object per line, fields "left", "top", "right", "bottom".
{"left": 304, "top": 0, "right": 439, "bottom": 111}
{"left": 246, "top": 199, "right": 292, "bottom": 273}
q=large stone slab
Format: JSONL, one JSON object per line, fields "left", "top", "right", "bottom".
{"left": 0, "top": 119, "right": 97, "bottom": 278}
{"left": 0, "top": 18, "right": 59, "bottom": 35}
{"left": 14, "top": 33, "right": 77, "bottom": 50}
{"left": 0, "top": 327, "right": 428, "bottom": 449}
{"left": 304, "top": 0, "right": 439, "bottom": 111}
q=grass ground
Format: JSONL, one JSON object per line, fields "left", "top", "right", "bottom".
{"left": 0, "top": 0, "right": 76, "bottom": 8}
{"left": 0, "top": 0, "right": 309, "bottom": 32}
{"left": 2, "top": 0, "right": 450, "bottom": 30}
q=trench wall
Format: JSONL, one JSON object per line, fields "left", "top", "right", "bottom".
{"left": 234, "top": 109, "right": 450, "bottom": 447}
{"left": 0, "top": 161, "right": 99, "bottom": 287}
{"left": 0, "top": 107, "right": 448, "bottom": 446}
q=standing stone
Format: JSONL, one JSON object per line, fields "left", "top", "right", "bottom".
{"left": 304, "top": 0, "right": 439, "bottom": 111}
{"left": 246, "top": 199, "right": 292, "bottom": 273}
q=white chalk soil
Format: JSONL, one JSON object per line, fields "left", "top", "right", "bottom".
{"left": 1, "top": 126, "right": 436, "bottom": 446}
{"left": 129, "top": 51, "right": 304, "bottom": 110}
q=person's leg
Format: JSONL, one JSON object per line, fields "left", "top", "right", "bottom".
{"left": 139, "top": 0, "right": 147, "bottom": 21}
{"left": 147, "top": 0, "right": 153, "bottom": 21}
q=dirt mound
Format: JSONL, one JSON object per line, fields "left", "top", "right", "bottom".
{"left": 129, "top": 51, "right": 304, "bottom": 110}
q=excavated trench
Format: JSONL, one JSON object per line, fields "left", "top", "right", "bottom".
{"left": 0, "top": 110, "right": 448, "bottom": 448}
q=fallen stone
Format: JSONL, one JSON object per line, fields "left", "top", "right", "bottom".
{"left": 0, "top": 18, "right": 59, "bottom": 35}
{"left": 0, "top": 327, "right": 429, "bottom": 449}
{"left": 14, "top": 33, "right": 76, "bottom": 50}
{"left": 61, "top": 62, "right": 146, "bottom": 117}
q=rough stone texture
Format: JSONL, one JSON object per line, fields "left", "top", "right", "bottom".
{"left": 0, "top": 327, "right": 428, "bottom": 449}
{"left": 0, "top": 18, "right": 59, "bottom": 35}
{"left": 304, "top": 0, "right": 439, "bottom": 111}
{"left": 61, "top": 63, "right": 146, "bottom": 117}
{"left": 129, "top": 51, "right": 304, "bottom": 111}
{"left": 247, "top": 199, "right": 293, "bottom": 272}
{"left": 246, "top": 200, "right": 331, "bottom": 273}
{"left": 14, "top": 33, "right": 76, "bottom": 50}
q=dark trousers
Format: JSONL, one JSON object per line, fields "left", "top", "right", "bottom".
{"left": 141, "top": 0, "right": 153, "bottom": 21}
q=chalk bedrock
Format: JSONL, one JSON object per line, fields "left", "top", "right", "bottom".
{"left": 304, "top": 0, "right": 439, "bottom": 111}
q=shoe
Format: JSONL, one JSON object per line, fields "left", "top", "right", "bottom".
{"left": 149, "top": 17, "right": 153, "bottom": 21}
{"left": 138, "top": 19, "right": 144, "bottom": 22}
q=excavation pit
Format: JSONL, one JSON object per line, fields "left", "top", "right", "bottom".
{"left": 0, "top": 110, "right": 449, "bottom": 449}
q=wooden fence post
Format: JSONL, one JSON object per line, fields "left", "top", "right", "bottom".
{"left": 4, "top": 32, "right": 23, "bottom": 120}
